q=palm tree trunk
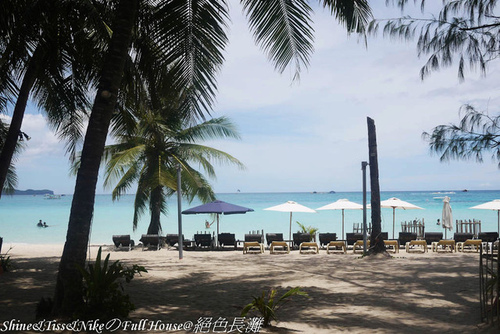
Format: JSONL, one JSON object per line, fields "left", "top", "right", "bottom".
{"left": 147, "top": 186, "right": 163, "bottom": 235}
{"left": 0, "top": 53, "right": 40, "bottom": 198}
{"left": 52, "top": 0, "right": 139, "bottom": 317}
{"left": 367, "top": 117, "right": 385, "bottom": 254}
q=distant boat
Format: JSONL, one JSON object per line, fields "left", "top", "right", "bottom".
{"left": 44, "top": 194, "right": 61, "bottom": 199}
{"left": 463, "top": 189, "right": 468, "bottom": 192}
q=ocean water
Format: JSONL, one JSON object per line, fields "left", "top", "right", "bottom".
{"left": 1, "top": 190, "right": 499, "bottom": 245}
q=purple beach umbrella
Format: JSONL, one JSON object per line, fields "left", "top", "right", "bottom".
{"left": 182, "top": 200, "right": 254, "bottom": 245}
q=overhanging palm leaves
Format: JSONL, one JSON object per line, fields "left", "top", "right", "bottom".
{"left": 423, "top": 105, "right": 500, "bottom": 167}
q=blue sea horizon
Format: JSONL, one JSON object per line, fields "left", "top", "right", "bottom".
{"left": 1, "top": 190, "right": 499, "bottom": 245}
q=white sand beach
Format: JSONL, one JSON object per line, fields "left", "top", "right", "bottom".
{"left": 0, "top": 243, "right": 498, "bottom": 333}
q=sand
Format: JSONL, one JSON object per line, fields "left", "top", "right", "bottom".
{"left": 0, "top": 243, "right": 497, "bottom": 333}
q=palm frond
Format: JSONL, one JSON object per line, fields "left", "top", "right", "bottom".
{"left": 241, "top": 0, "right": 314, "bottom": 80}
{"left": 422, "top": 105, "right": 500, "bottom": 167}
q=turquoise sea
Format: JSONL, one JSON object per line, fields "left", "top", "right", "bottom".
{"left": 1, "top": 190, "right": 500, "bottom": 245}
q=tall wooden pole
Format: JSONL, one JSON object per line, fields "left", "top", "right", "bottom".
{"left": 367, "top": 117, "right": 385, "bottom": 253}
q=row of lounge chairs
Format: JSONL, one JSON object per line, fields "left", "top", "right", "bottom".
{"left": 113, "top": 231, "right": 499, "bottom": 253}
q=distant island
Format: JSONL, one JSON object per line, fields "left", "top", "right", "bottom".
{"left": 3, "top": 189, "right": 54, "bottom": 195}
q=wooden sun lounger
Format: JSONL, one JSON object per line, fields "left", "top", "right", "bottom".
{"left": 353, "top": 240, "right": 369, "bottom": 253}
{"left": 457, "top": 239, "right": 482, "bottom": 252}
{"left": 270, "top": 241, "right": 290, "bottom": 254}
{"left": 243, "top": 241, "right": 264, "bottom": 254}
{"left": 326, "top": 241, "right": 346, "bottom": 254}
{"left": 299, "top": 242, "right": 319, "bottom": 254}
{"left": 432, "top": 240, "right": 456, "bottom": 252}
{"left": 405, "top": 240, "right": 427, "bottom": 253}
{"left": 384, "top": 240, "right": 399, "bottom": 253}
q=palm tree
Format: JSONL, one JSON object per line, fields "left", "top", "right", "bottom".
{"left": 54, "top": 0, "right": 372, "bottom": 317}
{"left": 103, "top": 112, "right": 243, "bottom": 235}
{"left": 0, "top": 119, "right": 21, "bottom": 194}
{"left": 0, "top": 0, "right": 108, "bottom": 197}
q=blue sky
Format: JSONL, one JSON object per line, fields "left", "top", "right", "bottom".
{"left": 3, "top": 2, "right": 500, "bottom": 194}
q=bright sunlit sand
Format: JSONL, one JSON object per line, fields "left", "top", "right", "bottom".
{"left": 0, "top": 243, "right": 497, "bottom": 333}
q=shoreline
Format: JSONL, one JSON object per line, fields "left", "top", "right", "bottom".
{"left": 1, "top": 244, "right": 498, "bottom": 333}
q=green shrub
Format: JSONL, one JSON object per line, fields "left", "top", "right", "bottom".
{"left": 296, "top": 221, "right": 318, "bottom": 241}
{"left": 76, "top": 247, "right": 147, "bottom": 320}
{"left": 241, "top": 287, "right": 308, "bottom": 327}
{"left": 0, "top": 247, "right": 14, "bottom": 273}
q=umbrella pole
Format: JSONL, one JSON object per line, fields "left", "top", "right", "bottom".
{"left": 393, "top": 208, "right": 395, "bottom": 240}
{"left": 342, "top": 209, "right": 345, "bottom": 241}
{"left": 289, "top": 212, "right": 293, "bottom": 247}
{"left": 498, "top": 210, "right": 499, "bottom": 234}
{"left": 217, "top": 214, "right": 220, "bottom": 249}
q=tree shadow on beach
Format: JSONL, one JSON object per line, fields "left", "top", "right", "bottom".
{"left": 0, "top": 252, "right": 496, "bottom": 334}
{"left": 122, "top": 253, "right": 490, "bottom": 334}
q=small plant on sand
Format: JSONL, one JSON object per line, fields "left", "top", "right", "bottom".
{"left": 0, "top": 247, "right": 14, "bottom": 273}
{"left": 241, "top": 287, "right": 309, "bottom": 327}
{"left": 296, "top": 221, "right": 318, "bottom": 241}
{"left": 76, "top": 247, "right": 147, "bottom": 320}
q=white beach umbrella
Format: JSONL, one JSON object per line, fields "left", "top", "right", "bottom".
{"left": 441, "top": 196, "right": 453, "bottom": 239}
{"left": 316, "top": 199, "right": 363, "bottom": 240}
{"left": 264, "top": 201, "right": 316, "bottom": 244}
{"left": 380, "top": 197, "right": 424, "bottom": 239}
{"left": 470, "top": 199, "right": 500, "bottom": 233}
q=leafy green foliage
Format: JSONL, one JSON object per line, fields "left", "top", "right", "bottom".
{"left": 76, "top": 247, "right": 147, "bottom": 320}
{"left": 369, "top": 0, "right": 500, "bottom": 81}
{"left": 241, "top": 287, "right": 309, "bottom": 327}
{"left": 423, "top": 105, "right": 500, "bottom": 167}
{"left": 0, "top": 247, "right": 14, "bottom": 272}
{"left": 296, "top": 221, "right": 319, "bottom": 241}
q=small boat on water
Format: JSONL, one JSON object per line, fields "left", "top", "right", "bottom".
{"left": 44, "top": 194, "right": 61, "bottom": 200}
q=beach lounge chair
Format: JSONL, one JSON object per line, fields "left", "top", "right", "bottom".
{"left": 346, "top": 233, "right": 363, "bottom": 249}
{"left": 112, "top": 235, "right": 135, "bottom": 251}
{"left": 405, "top": 240, "right": 428, "bottom": 253}
{"left": 424, "top": 232, "right": 443, "bottom": 245}
{"left": 194, "top": 233, "right": 213, "bottom": 248}
{"left": 454, "top": 233, "right": 474, "bottom": 243}
{"left": 478, "top": 232, "right": 499, "bottom": 251}
{"left": 140, "top": 234, "right": 161, "bottom": 251}
{"left": 398, "top": 232, "right": 417, "bottom": 247}
{"left": 245, "top": 233, "right": 263, "bottom": 243}
{"left": 243, "top": 241, "right": 264, "bottom": 254}
{"left": 165, "top": 234, "right": 185, "bottom": 248}
{"left": 243, "top": 234, "right": 264, "bottom": 254}
{"left": 293, "top": 233, "right": 311, "bottom": 249}
{"left": 218, "top": 233, "right": 236, "bottom": 249}
{"left": 353, "top": 239, "right": 369, "bottom": 253}
{"left": 318, "top": 233, "right": 337, "bottom": 248}
{"left": 457, "top": 239, "right": 482, "bottom": 252}
{"left": 269, "top": 241, "right": 290, "bottom": 254}
{"left": 299, "top": 242, "right": 319, "bottom": 254}
{"left": 432, "top": 239, "right": 456, "bottom": 252}
{"left": 326, "top": 241, "right": 347, "bottom": 254}
{"left": 265, "top": 233, "right": 284, "bottom": 247}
